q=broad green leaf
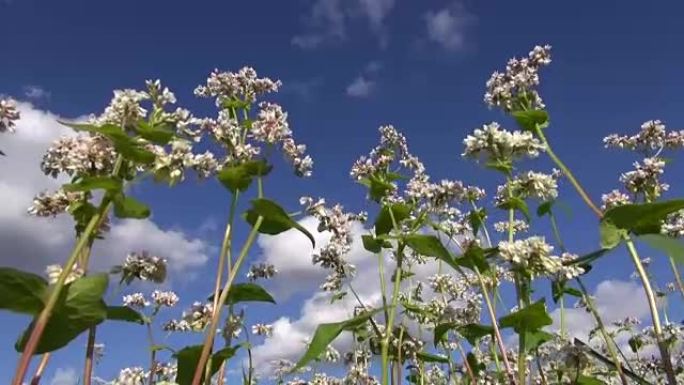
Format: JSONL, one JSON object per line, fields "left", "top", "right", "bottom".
{"left": 468, "top": 208, "right": 487, "bottom": 237}
{"left": 16, "top": 274, "right": 109, "bottom": 354}
{"left": 361, "top": 235, "right": 384, "bottom": 253}
{"left": 453, "top": 245, "right": 493, "bottom": 273}
{"left": 293, "top": 309, "right": 381, "bottom": 371}
{"left": 374, "top": 203, "right": 411, "bottom": 236}
{"left": 209, "top": 346, "right": 240, "bottom": 377}
{"left": 136, "top": 121, "right": 174, "bottom": 145}
{"left": 566, "top": 248, "right": 614, "bottom": 270}
{"left": 0, "top": 268, "right": 47, "bottom": 314}
{"left": 174, "top": 345, "right": 238, "bottom": 385}
{"left": 599, "top": 219, "right": 624, "bottom": 249}
{"left": 638, "top": 234, "right": 684, "bottom": 265}
{"left": 512, "top": 109, "right": 549, "bottom": 131}
{"left": 603, "top": 200, "right": 684, "bottom": 235}
{"left": 434, "top": 322, "right": 494, "bottom": 346}
{"left": 498, "top": 196, "right": 531, "bottom": 221}
{"left": 416, "top": 351, "right": 450, "bottom": 364}
{"left": 110, "top": 138, "right": 156, "bottom": 165}
{"left": 466, "top": 352, "right": 485, "bottom": 374}
{"left": 244, "top": 199, "right": 315, "bottom": 247}
{"left": 106, "top": 306, "right": 146, "bottom": 324}
{"left": 364, "top": 174, "right": 396, "bottom": 202}
{"left": 536, "top": 201, "right": 554, "bottom": 217}
{"left": 485, "top": 159, "right": 513, "bottom": 175}
{"left": 404, "top": 234, "right": 452, "bottom": 261}
{"left": 499, "top": 299, "right": 552, "bottom": 334}
{"left": 628, "top": 336, "right": 643, "bottom": 353}
{"left": 217, "top": 160, "right": 272, "bottom": 193}
{"left": 575, "top": 375, "right": 606, "bottom": 385}
{"left": 113, "top": 194, "right": 150, "bottom": 219}
{"left": 59, "top": 121, "right": 129, "bottom": 142}
{"left": 63, "top": 176, "right": 122, "bottom": 193}
{"left": 225, "top": 283, "right": 276, "bottom": 305}
{"left": 551, "top": 280, "right": 582, "bottom": 303}
{"left": 524, "top": 330, "right": 553, "bottom": 352}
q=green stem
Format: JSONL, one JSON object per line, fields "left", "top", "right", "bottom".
{"left": 381, "top": 248, "right": 403, "bottom": 385}
{"left": 667, "top": 256, "right": 684, "bottom": 299}
{"left": 624, "top": 237, "right": 677, "bottom": 385}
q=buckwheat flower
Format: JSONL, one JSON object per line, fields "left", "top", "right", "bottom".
{"left": 191, "top": 151, "right": 219, "bottom": 178}
{"left": 619, "top": 156, "right": 669, "bottom": 200}
{"left": 112, "top": 367, "right": 147, "bottom": 385}
{"left": 251, "top": 102, "right": 291, "bottom": 143}
{"left": 93, "top": 343, "right": 105, "bottom": 364}
{"left": 601, "top": 189, "right": 631, "bottom": 211}
{"left": 162, "top": 319, "right": 191, "bottom": 332}
{"left": 246, "top": 263, "right": 278, "bottom": 281}
{"left": 28, "top": 189, "right": 83, "bottom": 217}
{"left": 151, "top": 290, "right": 179, "bottom": 308}
{"left": 252, "top": 323, "right": 274, "bottom": 337}
{"left": 281, "top": 137, "right": 313, "bottom": 177}
{"left": 222, "top": 311, "right": 244, "bottom": 340}
{"left": 148, "top": 139, "right": 212, "bottom": 184}
{"left": 495, "top": 170, "right": 559, "bottom": 204}
{"left": 604, "top": 120, "right": 684, "bottom": 152}
{"left": 165, "top": 301, "right": 214, "bottom": 332}
{"left": 95, "top": 89, "right": 150, "bottom": 126}
{"left": 494, "top": 220, "right": 529, "bottom": 234}
{"left": 41, "top": 134, "right": 117, "bottom": 178}
{"left": 145, "top": 79, "right": 176, "bottom": 107}
{"left": 484, "top": 44, "right": 552, "bottom": 111}
{"left": 119, "top": 251, "right": 167, "bottom": 283}
{"left": 123, "top": 292, "right": 149, "bottom": 308}
{"left": 498, "top": 237, "right": 569, "bottom": 278}
{"left": 194, "top": 67, "right": 281, "bottom": 105}
{"left": 463, "top": 122, "right": 545, "bottom": 163}
{"left": 0, "top": 98, "right": 20, "bottom": 133}
{"left": 45, "top": 263, "right": 84, "bottom": 285}
{"left": 661, "top": 209, "right": 684, "bottom": 237}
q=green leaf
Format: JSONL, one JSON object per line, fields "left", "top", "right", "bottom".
{"left": 106, "top": 306, "right": 146, "bottom": 324}
{"left": 599, "top": 219, "right": 625, "bottom": 249}
{"left": 210, "top": 346, "right": 240, "bottom": 377}
{"left": 638, "top": 234, "right": 684, "bottom": 265}
{"left": 216, "top": 160, "right": 272, "bottom": 193}
{"left": 404, "top": 234, "right": 452, "bottom": 261}
{"left": 536, "top": 201, "right": 554, "bottom": 217}
{"left": 628, "top": 336, "right": 643, "bottom": 353}
{"left": 293, "top": 309, "right": 381, "bottom": 371}
{"left": 499, "top": 299, "right": 552, "bottom": 335}
{"left": 374, "top": 203, "right": 411, "bottom": 236}
{"left": 365, "top": 174, "right": 396, "bottom": 202}
{"left": 59, "top": 121, "right": 129, "bottom": 141}
{"left": 136, "top": 121, "right": 175, "bottom": 145}
{"left": 362, "top": 235, "right": 383, "bottom": 253}
{"left": 468, "top": 208, "right": 487, "bottom": 237}
{"left": 485, "top": 159, "right": 513, "bottom": 175}
{"left": 16, "top": 274, "right": 109, "bottom": 354}
{"left": 566, "top": 248, "right": 614, "bottom": 270}
{"left": 435, "top": 323, "right": 494, "bottom": 346}
{"left": 603, "top": 200, "right": 684, "bottom": 235}
{"left": 551, "top": 281, "right": 582, "bottom": 303}
{"left": 245, "top": 199, "right": 315, "bottom": 247}
{"left": 453, "top": 245, "right": 492, "bottom": 273}
{"left": 225, "top": 283, "right": 276, "bottom": 305}
{"left": 498, "top": 196, "right": 531, "bottom": 221}
{"left": 111, "top": 138, "right": 157, "bottom": 165}
{"left": 0, "top": 268, "right": 47, "bottom": 315}
{"left": 416, "top": 351, "right": 450, "bottom": 364}
{"left": 63, "top": 176, "right": 123, "bottom": 193}
{"left": 466, "top": 352, "right": 485, "bottom": 374}
{"left": 575, "top": 375, "right": 606, "bottom": 385}
{"left": 512, "top": 109, "right": 549, "bottom": 131}
{"left": 524, "top": 330, "right": 553, "bottom": 352}
{"left": 175, "top": 345, "right": 238, "bottom": 385}
{"left": 113, "top": 194, "right": 150, "bottom": 219}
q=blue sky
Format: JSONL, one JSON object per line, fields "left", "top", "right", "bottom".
{"left": 1, "top": 0, "right": 684, "bottom": 383}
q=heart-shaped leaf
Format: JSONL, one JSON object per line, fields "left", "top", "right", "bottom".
{"left": 244, "top": 199, "right": 314, "bottom": 247}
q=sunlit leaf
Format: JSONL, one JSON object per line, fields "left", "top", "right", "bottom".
{"left": 499, "top": 299, "right": 552, "bottom": 334}
{"left": 245, "top": 199, "right": 315, "bottom": 247}
{"left": 0, "top": 267, "right": 47, "bottom": 315}
{"left": 113, "top": 194, "right": 151, "bottom": 219}
{"left": 512, "top": 109, "right": 549, "bottom": 131}
{"left": 63, "top": 176, "right": 122, "bottom": 193}
{"left": 106, "top": 306, "right": 146, "bottom": 324}
{"left": 374, "top": 203, "right": 411, "bottom": 236}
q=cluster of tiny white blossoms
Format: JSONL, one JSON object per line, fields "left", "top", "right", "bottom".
{"left": 484, "top": 44, "right": 552, "bottom": 111}
{"left": 462, "top": 122, "right": 545, "bottom": 163}
{"left": 110, "top": 366, "right": 146, "bottom": 385}
{"left": 147, "top": 138, "right": 219, "bottom": 184}
{"left": 604, "top": 120, "right": 684, "bottom": 152}
{"left": 151, "top": 290, "right": 179, "bottom": 307}
{"left": 495, "top": 170, "right": 560, "bottom": 205}
{"left": 222, "top": 311, "right": 244, "bottom": 340}
{"left": 41, "top": 134, "right": 117, "bottom": 178}
{"left": 123, "top": 292, "right": 150, "bottom": 308}
{"left": 619, "top": 156, "right": 669, "bottom": 200}
{"left": 164, "top": 301, "right": 214, "bottom": 332}
{"left": 661, "top": 209, "right": 684, "bottom": 237}
{"left": 600, "top": 189, "right": 631, "bottom": 211}
{"left": 251, "top": 323, "right": 273, "bottom": 337}
{"left": 195, "top": 67, "right": 313, "bottom": 177}
{"left": 119, "top": 251, "right": 167, "bottom": 283}
{"left": 498, "top": 237, "right": 583, "bottom": 279}
{"left": 0, "top": 98, "right": 20, "bottom": 133}
{"left": 493, "top": 219, "right": 529, "bottom": 234}
{"left": 246, "top": 262, "right": 278, "bottom": 281}
{"left": 44, "top": 263, "right": 84, "bottom": 285}
{"left": 300, "top": 196, "right": 367, "bottom": 292}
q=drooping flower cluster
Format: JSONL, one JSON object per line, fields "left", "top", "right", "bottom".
{"left": 619, "top": 156, "right": 669, "bottom": 201}
{"left": 164, "top": 301, "right": 214, "bottom": 332}
{"left": 45, "top": 263, "right": 84, "bottom": 285}
{"left": 300, "top": 196, "right": 367, "bottom": 292}
{"left": 463, "top": 122, "right": 545, "bottom": 163}
{"left": 27, "top": 189, "right": 84, "bottom": 217}
{"left": 484, "top": 44, "right": 552, "bottom": 111}
{"left": 118, "top": 251, "right": 167, "bottom": 284}
{"left": 498, "top": 237, "right": 583, "bottom": 279}
{"left": 41, "top": 134, "right": 117, "bottom": 178}
{"left": 0, "top": 98, "right": 20, "bottom": 133}
{"left": 247, "top": 262, "right": 278, "bottom": 281}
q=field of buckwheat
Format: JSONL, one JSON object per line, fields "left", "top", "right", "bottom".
{"left": 1, "top": 43, "right": 684, "bottom": 385}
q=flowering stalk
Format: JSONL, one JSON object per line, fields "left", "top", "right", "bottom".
{"left": 624, "top": 237, "right": 677, "bottom": 385}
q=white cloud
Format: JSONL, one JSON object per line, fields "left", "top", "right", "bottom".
{"left": 0, "top": 101, "right": 210, "bottom": 277}
{"left": 50, "top": 367, "right": 78, "bottom": 385}
{"left": 292, "top": 0, "right": 396, "bottom": 49}
{"left": 424, "top": 2, "right": 474, "bottom": 51}
{"left": 346, "top": 76, "right": 376, "bottom": 98}
{"left": 284, "top": 77, "right": 325, "bottom": 100}
{"left": 23, "top": 85, "right": 51, "bottom": 101}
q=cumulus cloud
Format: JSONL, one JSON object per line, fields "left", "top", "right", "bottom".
{"left": 49, "top": 367, "right": 78, "bottom": 385}
{"left": 346, "top": 76, "right": 376, "bottom": 98}
{"left": 292, "top": 0, "right": 395, "bottom": 49}
{"left": 0, "top": 101, "right": 210, "bottom": 276}
{"left": 424, "top": 2, "right": 475, "bottom": 51}
{"left": 23, "top": 85, "right": 51, "bottom": 101}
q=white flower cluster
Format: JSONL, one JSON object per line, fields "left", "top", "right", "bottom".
{"left": 251, "top": 323, "right": 273, "bottom": 337}
{"left": 151, "top": 290, "right": 179, "bottom": 307}
{"left": 27, "top": 189, "right": 83, "bottom": 217}
{"left": 495, "top": 170, "right": 560, "bottom": 204}
{"left": 45, "top": 263, "right": 84, "bottom": 285}
{"left": 484, "top": 44, "right": 552, "bottom": 111}
{"left": 493, "top": 219, "right": 529, "bottom": 234}
{"left": 95, "top": 89, "right": 149, "bottom": 126}
{"left": 41, "top": 134, "right": 117, "bottom": 178}
{"left": 600, "top": 189, "right": 631, "bottom": 211}
{"left": 498, "top": 237, "right": 583, "bottom": 279}
{"left": 246, "top": 262, "right": 278, "bottom": 281}
{"left": 0, "top": 98, "right": 20, "bottom": 133}
{"left": 123, "top": 292, "right": 149, "bottom": 308}
{"left": 222, "top": 311, "right": 244, "bottom": 340}
{"left": 194, "top": 66, "right": 281, "bottom": 105}
{"left": 662, "top": 209, "right": 684, "bottom": 238}
{"left": 120, "top": 251, "right": 167, "bottom": 283}
{"left": 604, "top": 120, "right": 684, "bottom": 152}
{"left": 148, "top": 138, "right": 218, "bottom": 183}
{"left": 619, "top": 156, "right": 669, "bottom": 200}
{"left": 463, "top": 122, "right": 544, "bottom": 163}
{"left": 300, "top": 196, "right": 367, "bottom": 292}
{"left": 111, "top": 366, "right": 147, "bottom": 385}
{"left": 163, "top": 301, "right": 214, "bottom": 332}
